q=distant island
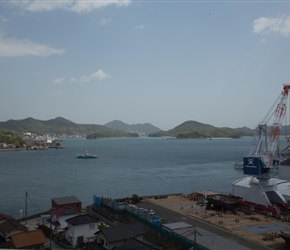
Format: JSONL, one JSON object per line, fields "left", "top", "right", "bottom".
{"left": 0, "top": 117, "right": 256, "bottom": 146}
{"left": 148, "top": 120, "right": 254, "bottom": 139}
{"left": 104, "top": 120, "right": 161, "bottom": 136}
{"left": 0, "top": 117, "right": 160, "bottom": 137}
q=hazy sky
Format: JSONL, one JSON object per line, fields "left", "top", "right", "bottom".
{"left": 1, "top": 0, "right": 290, "bottom": 130}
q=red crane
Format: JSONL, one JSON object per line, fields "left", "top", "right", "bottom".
{"left": 244, "top": 84, "right": 290, "bottom": 176}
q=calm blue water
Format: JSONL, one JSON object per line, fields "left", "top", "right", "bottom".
{"left": 0, "top": 136, "right": 284, "bottom": 218}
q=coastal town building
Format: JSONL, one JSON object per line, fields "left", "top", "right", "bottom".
{"left": 0, "top": 213, "right": 28, "bottom": 249}
{"left": 113, "top": 238, "right": 162, "bottom": 250}
{"left": 9, "top": 230, "right": 47, "bottom": 249}
{"left": 52, "top": 196, "right": 82, "bottom": 213}
{"left": 95, "top": 223, "right": 146, "bottom": 250}
{"left": 65, "top": 214, "right": 100, "bottom": 247}
{"left": 49, "top": 206, "right": 80, "bottom": 232}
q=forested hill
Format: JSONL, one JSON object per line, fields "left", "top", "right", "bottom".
{"left": 0, "top": 117, "right": 127, "bottom": 137}
{"left": 104, "top": 120, "right": 161, "bottom": 135}
{"left": 0, "top": 117, "right": 256, "bottom": 139}
{"left": 148, "top": 121, "right": 254, "bottom": 139}
{"left": 0, "top": 130, "right": 26, "bottom": 148}
{"left": 0, "top": 117, "right": 161, "bottom": 137}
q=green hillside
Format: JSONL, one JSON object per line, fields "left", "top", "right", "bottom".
{"left": 0, "top": 117, "right": 255, "bottom": 140}
{"left": 104, "top": 120, "right": 161, "bottom": 135}
{"left": 148, "top": 120, "right": 254, "bottom": 139}
{"left": 0, "top": 117, "right": 136, "bottom": 138}
{"left": 0, "top": 130, "right": 26, "bottom": 148}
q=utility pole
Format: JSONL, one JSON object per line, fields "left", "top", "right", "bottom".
{"left": 25, "top": 192, "right": 28, "bottom": 226}
{"left": 50, "top": 208, "right": 52, "bottom": 250}
{"left": 194, "top": 228, "right": 196, "bottom": 250}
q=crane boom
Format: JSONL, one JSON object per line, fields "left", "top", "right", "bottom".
{"left": 243, "top": 84, "right": 290, "bottom": 177}
{"left": 268, "top": 85, "right": 289, "bottom": 154}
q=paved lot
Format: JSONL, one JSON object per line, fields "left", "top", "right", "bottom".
{"left": 139, "top": 194, "right": 286, "bottom": 250}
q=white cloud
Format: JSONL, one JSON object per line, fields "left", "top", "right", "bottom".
{"left": 54, "top": 70, "right": 111, "bottom": 85}
{"left": 71, "top": 69, "right": 111, "bottom": 83}
{"left": 0, "top": 15, "right": 9, "bottom": 35}
{"left": 0, "top": 15, "right": 9, "bottom": 24}
{"left": 253, "top": 16, "right": 290, "bottom": 37}
{"left": 10, "top": 0, "right": 132, "bottom": 13}
{"left": 0, "top": 38, "right": 65, "bottom": 57}
{"left": 69, "top": 78, "right": 77, "bottom": 83}
{"left": 135, "top": 24, "right": 145, "bottom": 30}
{"left": 80, "top": 69, "right": 111, "bottom": 82}
{"left": 52, "top": 78, "right": 65, "bottom": 85}
{"left": 100, "top": 18, "right": 112, "bottom": 26}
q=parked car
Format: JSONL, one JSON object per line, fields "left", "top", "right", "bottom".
{"left": 148, "top": 209, "right": 155, "bottom": 215}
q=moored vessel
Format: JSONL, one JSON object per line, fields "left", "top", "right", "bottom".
{"left": 76, "top": 151, "right": 97, "bottom": 159}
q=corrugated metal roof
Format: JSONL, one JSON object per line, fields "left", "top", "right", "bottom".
{"left": 163, "top": 222, "right": 193, "bottom": 230}
{"left": 66, "top": 214, "right": 99, "bottom": 225}
{"left": 0, "top": 213, "right": 16, "bottom": 221}
{"left": 52, "top": 206, "right": 79, "bottom": 216}
{"left": 0, "top": 219, "right": 27, "bottom": 235}
{"left": 10, "top": 230, "right": 47, "bottom": 248}
{"left": 52, "top": 196, "right": 81, "bottom": 205}
{"left": 99, "top": 223, "right": 145, "bottom": 243}
{"left": 115, "top": 238, "right": 162, "bottom": 250}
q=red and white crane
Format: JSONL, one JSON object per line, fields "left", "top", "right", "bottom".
{"left": 244, "top": 84, "right": 290, "bottom": 177}
{"left": 238, "top": 84, "right": 290, "bottom": 213}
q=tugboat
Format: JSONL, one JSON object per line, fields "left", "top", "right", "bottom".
{"left": 76, "top": 150, "right": 97, "bottom": 159}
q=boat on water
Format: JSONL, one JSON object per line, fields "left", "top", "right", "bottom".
{"left": 76, "top": 151, "right": 97, "bottom": 159}
{"left": 233, "top": 160, "right": 243, "bottom": 170}
{"left": 55, "top": 142, "right": 64, "bottom": 149}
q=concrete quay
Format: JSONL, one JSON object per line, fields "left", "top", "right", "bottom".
{"left": 139, "top": 192, "right": 289, "bottom": 250}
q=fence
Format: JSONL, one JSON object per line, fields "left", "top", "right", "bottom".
{"left": 94, "top": 196, "right": 207, "bottom": 250}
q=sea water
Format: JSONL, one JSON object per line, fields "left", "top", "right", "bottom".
{"left": 0, "top": 136, "right": 285, "bottom": 218}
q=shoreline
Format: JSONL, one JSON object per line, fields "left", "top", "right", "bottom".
{"left": 0, "top": 148, "right": 26, "bottom": 152}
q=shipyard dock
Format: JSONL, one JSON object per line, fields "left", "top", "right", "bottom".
{"left": 136, "top": 192, "right": 290, "bottom": 249}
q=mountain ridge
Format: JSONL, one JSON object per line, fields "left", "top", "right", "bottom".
{"left": 148, "top": 120, "right": 254, "bottom": 138}
{"left": 0, "top": 117, "right": 114, "bottom": 136}
{"left": 103, "top": 120, "right": 161, "bottom": 135}
{"left": 0, "top": 117, "right": 255, "bottom": 139}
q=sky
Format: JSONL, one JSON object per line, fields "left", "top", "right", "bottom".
{"left": 1, "top": 0, "right": 290, "bottom": 131}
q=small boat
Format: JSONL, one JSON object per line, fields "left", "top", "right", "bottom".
{"left": 55, "top": 142, "right": 64, "bottom": 149}
{"left": 233, "top": 160, "right": 243, "bottom": 170}
{"left": 76, "top": 151, "right": 97, "bottom": 159}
